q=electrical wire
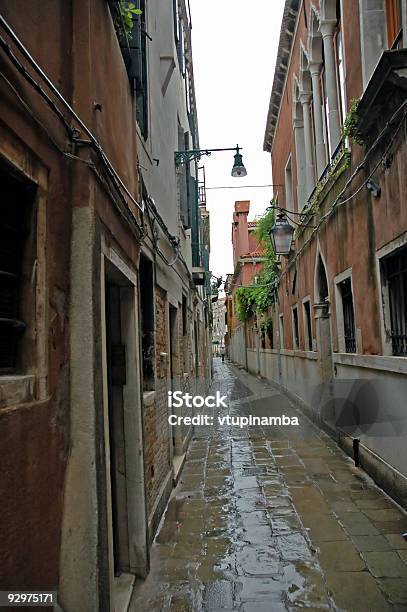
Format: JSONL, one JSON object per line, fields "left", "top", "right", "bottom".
{"left": 0, "top": 15, "right": 144, "bottom": 215}
{"left": 0, "top": 64, "right": 146, "bottom": 240}
{"left": 0, "top": 14, "right": 211, "bottom": 300}
{"left": 206, "top": 184, "right": 274, "bottom": 190}
{"left": 278, "top": 99, "right": 407, "bottom": 281}
{"left": 227, "top": 100, "right": 407, "bottom": 295}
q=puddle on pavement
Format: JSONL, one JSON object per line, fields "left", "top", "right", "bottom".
{"left": 130, "top": 363, "right": 405, "bottom": 612}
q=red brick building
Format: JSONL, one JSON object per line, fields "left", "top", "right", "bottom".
{"left": 225, "top": 201, "right": 266, "bottom": 363}
{"left": 256, "top": 0, "right": 407, "bottom": 506}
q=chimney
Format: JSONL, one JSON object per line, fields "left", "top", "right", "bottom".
{"left": 233, "top": 201, "right": 250, "bottom": 265}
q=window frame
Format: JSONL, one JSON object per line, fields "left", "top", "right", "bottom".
{"left": 292, "top": 305, "right": 300, "bottom": 350}
{"left": 0, "top": 142, "right": 48, "bottom": 408}
{"left": 279, "top": 313, "right": 285, "bottom": 350}
{"left": 378, "top": 239, "right": 407, "bottom": 357}
{"left": 320, "top": 66, "right": 331, "bottom": 160}
{"left": 335, "top": 268, "right": 357, "bottom": 354}
{"left": 302, "top": 296, "right": 314, "bottom": 352}
{"left": 284, "top": 154, "right": 294, "bottom": 212}
{"left": 334, "top": 24, "right": 347, "bottom": 126}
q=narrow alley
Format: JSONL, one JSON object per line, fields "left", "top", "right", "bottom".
{"left": 130, "top": 360, "right": 407, "bottom": 611}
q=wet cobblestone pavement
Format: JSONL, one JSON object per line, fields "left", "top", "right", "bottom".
{"left": 130, "top": 361, "right": 407, "bottom": 611}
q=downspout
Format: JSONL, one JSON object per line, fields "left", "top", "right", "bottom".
{"left": 244, "top": 320, "right": 249, "bottom": 371}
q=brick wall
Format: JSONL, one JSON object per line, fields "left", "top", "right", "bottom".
{"left": 143, "top": 286, "right": 171, "bottom": 516}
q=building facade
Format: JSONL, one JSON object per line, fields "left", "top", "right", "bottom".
{"left": 258, "top": 0, "right": 407, "bottom": 505}
{"left": 225, "top": 200, "right": 266, "bottom": 366}
{"left": 212, "top": 297, "right": 227, "bottom": 355}
{"left": 0, "top": 1, "right": 211, "bottom": 609}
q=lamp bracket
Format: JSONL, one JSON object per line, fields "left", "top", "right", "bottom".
{"left": 174, "top": 145, "right": 242, "bottom": 167}
{"left": 175, "top": 149, "right": 212, "bottom": 166}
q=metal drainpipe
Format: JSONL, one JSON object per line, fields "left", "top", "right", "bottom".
{"left": 256, "top": 310, "right": 261, "bottom": 376}
{"left": 275, "top": 299, "right": 283, "bottom": 391}
{"left": 244, "top": 320, "right": 249, "bottom": 372}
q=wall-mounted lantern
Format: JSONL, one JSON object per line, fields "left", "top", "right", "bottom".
{"left": 269, "top": 211, "right": 294, "bottom": 256}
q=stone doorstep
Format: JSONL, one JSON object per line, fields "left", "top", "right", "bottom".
{"left": 112, "top": 573, "right": 135, "bottom": 612}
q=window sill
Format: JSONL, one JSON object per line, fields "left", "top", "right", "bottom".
{"left": 0, "top": 375, "right": 35, "bottom": 410}
{"left": 333, "top": 353, "right": 407, "bottom": 374}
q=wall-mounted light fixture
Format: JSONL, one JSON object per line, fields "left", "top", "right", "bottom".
{"left": 175, "top": 144, "right": 247, "bottom": 177}
{"left": 366, "top": 179, "right": 381, "bottom": 198}
{"left": 269, "top": 211, "right": 295, "bottom": 256}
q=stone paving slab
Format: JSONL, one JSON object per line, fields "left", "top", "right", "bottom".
{"left": 129, "top": 362, "right": 407, "bottom": 611}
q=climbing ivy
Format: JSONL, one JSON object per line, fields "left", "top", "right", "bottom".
{"left": 235, "top": 207, "right": 277, "bottom": 322}
{"left": 294, "top": 149, "right": 351, "bottom": 239}
{"left": 341, "top": 98, "right": 364, "bottom": 145}
{"left": 260, "top": 318, "right": 273, "bottom": 334}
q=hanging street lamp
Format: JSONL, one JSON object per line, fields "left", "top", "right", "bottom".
{"left": 231, "top": 146, "right": 247, "bottom": 177}
{"left": 175, "top": 145, "right": 247, "bottom": 177}
{"left": 269, "top": 211, "right": 294, "bottom": 256}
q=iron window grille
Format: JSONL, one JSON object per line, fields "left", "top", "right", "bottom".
{"left": 340, "top": 278, "right": 356, "bottom": 353}
{"left": 116, "top": 0, "right": 149, "bottom": 138}
{"left": 304, "top": 300, "right": 313, "bottom": 351}
{"left": 383, "top": 246, "right": 407, "bottom": 356}
{"left": 292, "top": 307, "right": 299, "bottom": 349}
{"left": 0, "top": 166, "right": 34, "bottom": 373}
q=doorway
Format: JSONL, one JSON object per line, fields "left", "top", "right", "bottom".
{"left": 102, "top": 256, "right": 148, "bottom": 593}
{"left": 105, "top": 281, "right": 129, "bottom": 576}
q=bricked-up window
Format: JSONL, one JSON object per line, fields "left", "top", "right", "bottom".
{"left": 382, "top": 246, "right": 407, "bottom": 356}
{"left": 339, "top": 278, "right": 356, "bottom": 353}
{"left": 0, "top": 165, "right": 35, "bottom": 373}
{"left": 140, "top": 254, "right": 155, "bottom": 390}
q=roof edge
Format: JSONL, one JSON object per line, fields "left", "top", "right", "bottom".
{"left": 263, "top": 0, "right": 301, "bottom": 153}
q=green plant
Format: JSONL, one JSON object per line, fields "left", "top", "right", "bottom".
{"left": 235, "top": 287, "right": 256, "bottom": 321}
{"left": 260, "top": 318, "right": 273, "bottom": 334}
{"left": 294, "top": 149, "right": 351, "bottom": 239}
{"left": 254, "top": 206, "right": 275, "bottom": 260}
{"left": 234, "top": 206, "right": 278, "bottom": 322}
{"left": 118, "top": 2, "right": 142, "bottom": 39}
{"left": 342, "top": 98, "right": 364, "bottom": 145}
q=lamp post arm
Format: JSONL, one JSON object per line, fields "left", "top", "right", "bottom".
{"left": 175, "top": 145, "right": 243, "bottom": 166}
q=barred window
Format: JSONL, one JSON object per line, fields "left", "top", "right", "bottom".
{"left": 339, "top": 278, "right": 356, "bottom": 354}
{"left": 292, "top": 306, "right": 299, "bottom": 349}
{"left": 303, "top": 300, "right": 313, "bottom": 351}
{"left": 0, "top": 165, "right": 35, "bottom": 373}
{"left": 382, "top": 246, "right": 407, "bottom": 356}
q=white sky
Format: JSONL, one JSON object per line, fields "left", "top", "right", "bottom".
{"left": 189, "top": 0, "right": 285, "bottom": 281}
